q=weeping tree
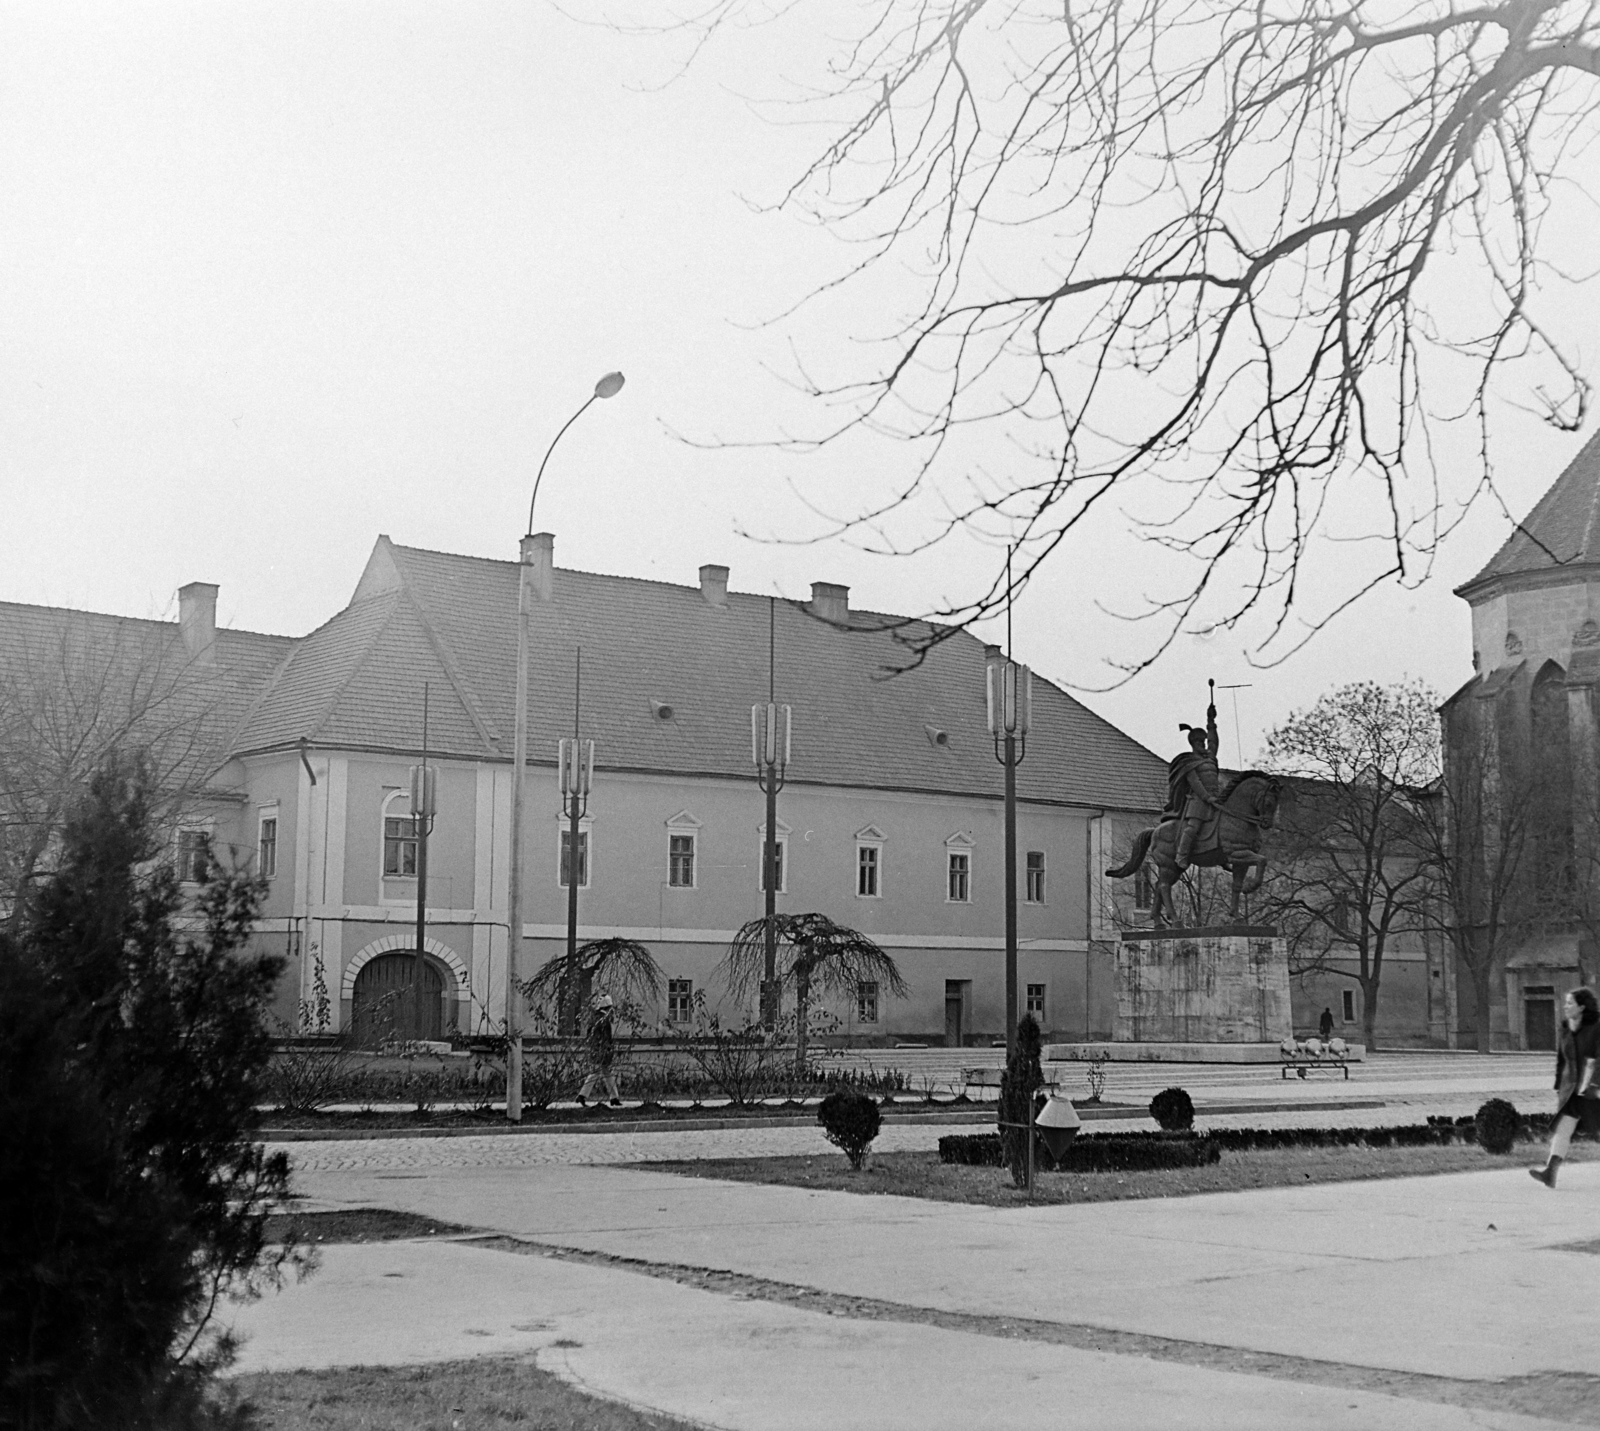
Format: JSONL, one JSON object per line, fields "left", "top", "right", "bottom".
{"left": 724, "top": 913, "right": 908, "bottom": 1071}
{"left": 520, "top": 936, "right": 662, "bottom": 1036}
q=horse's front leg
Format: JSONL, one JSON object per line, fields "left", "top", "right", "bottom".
{"left": 1240, "top": 855, "right": 1267, "bottom": 896}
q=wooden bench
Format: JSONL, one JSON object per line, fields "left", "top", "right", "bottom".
{"left": 1279, "top": 1037, "right": 1351, "bottom": 1080}
{"left": 962, "top": 1067, "right": 1004, "bottom": 1096}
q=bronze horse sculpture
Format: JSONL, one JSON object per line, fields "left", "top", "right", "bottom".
{"left": 1105, "top": 771, "right": 1285, "bottom": 928}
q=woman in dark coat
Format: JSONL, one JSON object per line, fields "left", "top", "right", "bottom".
{"left": 1530, "top": 985, "right": 1600, "bottom": 1188}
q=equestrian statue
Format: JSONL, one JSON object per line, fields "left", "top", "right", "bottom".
{"left": 1105, "top": 682, "right": 1285, "bottom": 928}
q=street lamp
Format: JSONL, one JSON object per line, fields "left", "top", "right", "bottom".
{"left": 986, "top": 654, "right": 1031, "bottom": 1060}
{"left": 506, "top": 370, "right": 625, "bottom": 1122}
{"left": 752, "top": 596, "right": 791, "bottom": 1029}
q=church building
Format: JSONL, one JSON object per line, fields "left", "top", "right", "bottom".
{"left": 1445, "top": 429, "right": 1600, "bottom": 1048}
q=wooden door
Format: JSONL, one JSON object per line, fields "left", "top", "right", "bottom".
{"left": 352, "top": 952, "right": 444, "bottom": 1044}
{"left": 944, "top": 981, "right": 965, "bottom": 1048}
{"left": 1525, "top": 997, "right": 1556, "bottom": 1052}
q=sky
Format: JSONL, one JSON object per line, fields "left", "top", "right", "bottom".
{"left": 2, "top": 2, "right": 1597, "bottom": 766}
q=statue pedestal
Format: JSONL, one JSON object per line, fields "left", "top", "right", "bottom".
{"left": 1046, "top": 926, "right": 1297, "bottom": 1064}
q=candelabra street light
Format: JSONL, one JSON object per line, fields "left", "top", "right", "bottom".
{"left": 506, "top": 371, "right": 624, "bottom": 1122}
{"left": 987, "top": 654, "right": 1031, "bottom": 1061}
{"left": 752, "top": 596, "right": 791, "bottom": 1030}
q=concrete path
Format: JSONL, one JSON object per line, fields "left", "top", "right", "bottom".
{"left": 227, "top": 1054, "right": 1600, "bottom": 1429}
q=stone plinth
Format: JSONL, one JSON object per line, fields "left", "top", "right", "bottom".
{"left": 1046, "top": 926, "right": 1294, "bottom": 1064}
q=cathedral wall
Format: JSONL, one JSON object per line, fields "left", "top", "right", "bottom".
{"left": 1473, "top": 579, "right": 1600, "bottom": 673}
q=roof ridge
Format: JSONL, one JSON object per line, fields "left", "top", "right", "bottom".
{"left": 390, "top": 582, "right": 502, "bottom": 753}
{"left": 0, "top": 595, "right": 293, "bottom": 642}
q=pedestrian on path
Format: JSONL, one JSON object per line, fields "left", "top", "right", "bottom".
{"left": 1530, "top": 985, "right": 1600, "bottom": 1188}
{"left": 1319, "top": 1007, "right": 1334, "bottom": 1042}
{"left": 577, "top": 992, "right": 622, "bottom": 1106}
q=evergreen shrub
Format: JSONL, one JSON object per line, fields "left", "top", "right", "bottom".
{"left": 818, "top": 1088, "right": 882, "bottom": 1169}
{"left": 1475, "top": 1098, "right": 1521, "bottom": 1155}
{"left": 1149, "top": 1086, "right": 1195, "bottom": 1131}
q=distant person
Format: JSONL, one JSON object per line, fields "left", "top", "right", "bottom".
{"left": 1319, "top": 1007, "right": 1334, "bottom": 1042}
{"left": 577, "top": 992, "right": 622, "bottom": 1106}
{"left": 1530, "top": 986, "right": 1600, "bottom": 1188}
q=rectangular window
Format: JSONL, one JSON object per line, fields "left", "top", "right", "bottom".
{"left": 1133, "top": 865, "right": 1154, "bottom": 911}
{"left": 1342, "top": 989, "right": 1356, "bottom": 1022}
{"left": 947, "top": 850, "right": 970, "bottom": 902}
{"left": 857, "top": 980, "right": 880, "bottom": 1024}
{"left": 668, "top": 833, "right": 696, "bottom": 888}
{"left": 857, "top": 844, "right": 880, "bottom": 897}
{"left": 258, "top": 816, "right": 278, "bottom": 880}
{"left": 759, "top": 837, "right": 786, "bottom": 892}
{"left": 559, "top": 829, "right": 590, "bottom": 888}
{"left": 1025, "top": 850, "right": 1045, "bottom": 903}
{"left": 177, "top": 829, "right": 210, "bottom": 884}
{"left": 667, "top": 978, "right": 694, "bottom": 1023}
{"left": 1026, "top": 983, "right": 1046, "bottom": 1019}
{"left": 383, "top": 816, "right": 417, "bottom": 876}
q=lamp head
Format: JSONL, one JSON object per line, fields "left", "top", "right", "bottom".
{"left": 594, "top": 371, "right": 625, "bottom": 399}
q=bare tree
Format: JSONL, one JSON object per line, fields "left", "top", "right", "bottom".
{"left": 724, "top": 913, "right": 908, "bottom": 1070}
{"left": 629, "top": 2, "right": 1598, "bottom": 669}
{"left": 1421, "top": 719, "right": 1539, "bottom": 1051}
{"left": 1258, "top": 680, "right": 1441, "bottom": 1051}
{"left": 0, "top": 610, "right": 225, "bottom": 924}
{"left": 520, "top": 936, "right": 664, "bottom": 1034}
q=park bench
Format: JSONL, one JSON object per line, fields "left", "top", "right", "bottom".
{"left": 1279, "top": 1036, "right": 1351, "bottom": 1080}
{"left": 962, "top": 1067, "right": 1004, "bottom": 1097}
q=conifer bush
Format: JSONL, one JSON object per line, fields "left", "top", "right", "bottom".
{"left": 817, "top": 1088, "right": 882, "bottom": 1169}
{"left": 998, "top": 1014, "right": 1045, "bottom": 1188}
{"left": 1, "top": 762, "right": 307, "bottom": 1430}
{"left": 1474, "top": 1098, "right": 1521, "bottom": 1155}
{"left": 1149, "top": 1086, "right": 1196, "bottom": 1131}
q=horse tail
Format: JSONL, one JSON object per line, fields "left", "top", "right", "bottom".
{"left": 1105, "top": 827, "right": 1154, "bottom": 880}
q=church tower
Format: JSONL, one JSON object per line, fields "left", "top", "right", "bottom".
{"left": 1447, "top": 429, "right": 1600, "bottom": 1048}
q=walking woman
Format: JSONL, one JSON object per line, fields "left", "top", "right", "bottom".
{"left": 1530, "top": 985, "right": 1600, "bottom": 1188}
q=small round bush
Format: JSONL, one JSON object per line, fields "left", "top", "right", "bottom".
{"left": 818, "top": 1088, "right": 882, "bottom": 1170}
{"left": 1149, "top": 1086, "right": 1195, "bottom": 1132}
{"left": 1474, "top": 1098, "right": 1521, "bottom": 1155}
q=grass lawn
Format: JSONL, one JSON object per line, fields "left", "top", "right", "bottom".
{"left": 232, "top": 1359, "right": 700, "bottom": 1431}
{"left": 638, "top": 1138, "right": 1599, "bottom": 1206}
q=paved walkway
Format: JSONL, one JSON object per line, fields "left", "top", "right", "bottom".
{"left": 228, "top": 1053, "right": 1600, "bottom": 1429}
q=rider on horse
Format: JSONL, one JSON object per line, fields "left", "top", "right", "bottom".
{"left": 1166, "top": 700, "right": 1220, "bottom": 870}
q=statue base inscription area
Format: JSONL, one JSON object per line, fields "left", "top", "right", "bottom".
{"left": 1046, "top": 927, "right": 1349, "bottom": 1064}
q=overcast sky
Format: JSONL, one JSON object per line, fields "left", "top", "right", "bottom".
{"left": 3, "top": 2, "right": 1596, "bottom": 765}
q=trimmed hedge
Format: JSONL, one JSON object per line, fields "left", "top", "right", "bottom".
{"left": 939, "top": 1114, "right": 1567, "bottom": 1171}
{"left": 938, "top": 1131, "right": 1220, "bottom": 1172}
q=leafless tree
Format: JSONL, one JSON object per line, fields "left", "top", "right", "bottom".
{"left": 724, "top": 912, "right": 907, "bottom": 1070}
{"left": 1421, "top": 718, "right": 1540, "bottom": 1052}
{"left": 520, "top": 936, "right": 664, "bottom": 1035}
{"left": 627, "top": 1, "right": 1598, "bottom": 669}
{"left": 0, "top": 610, "right": 224, "bottom": 925}
{"left": 1257, "top": 680, "right": 1441, "bottom": 1050}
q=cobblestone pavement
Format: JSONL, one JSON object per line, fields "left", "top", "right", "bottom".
{"left": 275, "top": 1052, "right": 1558, "bottom": 1175}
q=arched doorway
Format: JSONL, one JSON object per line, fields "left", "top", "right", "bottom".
{"left": 351, "top": 952, "right": 450, "bottom": 1044}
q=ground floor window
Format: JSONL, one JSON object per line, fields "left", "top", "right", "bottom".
{"left": 857, "top": 981, "right": 879, "bottom": 1024}
{"left": 667, "top": 978, "right": 694, "bottom": 1023}
{"left": 1342, "top": 989, "right": 1356, "bottom": 1022}
{"left": 1026, "top": 983, "right": 1046, "bottom": 1020}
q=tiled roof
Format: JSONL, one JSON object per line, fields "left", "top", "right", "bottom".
{"left": 0, "top": 598, "right": 295, "bottom": 788}
{"left": 232, "top": 537, "right": 1167, "bottom": 812}
{"left": 1459, "top": 428, "right": 1600, "bottom": 595}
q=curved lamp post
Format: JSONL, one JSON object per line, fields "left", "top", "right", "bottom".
{"left": 506, "top": 370, "right": 625, "bottom": 1122}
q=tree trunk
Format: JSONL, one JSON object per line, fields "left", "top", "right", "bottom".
{"left": 794, "top": 967, "right": 811, "bottom": 1074}
{"left": 1361, "top": 977, "right": 1380, "bottom": 1053}
{"left": 1473, "top": 963, "right": 1494, "bottom": 1053}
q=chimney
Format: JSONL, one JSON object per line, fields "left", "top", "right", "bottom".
{"left": 698, "top": 564, "right": 729, "bottom": 607}
{"left": 983, "top": 643, "right": 1003, "bottom": 665}
{"left": 521, "top": 531, "right": 554, "bottom": 602}
{"left": 178, "top": 581, "right": 218, "bottom": 664}
{"left": 810, "top": 581, "right": 849, "bottom": 624}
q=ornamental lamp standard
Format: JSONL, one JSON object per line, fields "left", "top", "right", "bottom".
{"left": 506, "top": 370, "right": 625, "bottom": 1123}
{"left": 986, "top": 654, "right": 1031, "bottom": 1060}
{"left": 752, "top": 701, "right": 792, "bottom": 1028}
{"left": 557, "top": 654, "right": 594, "bottom": 991}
